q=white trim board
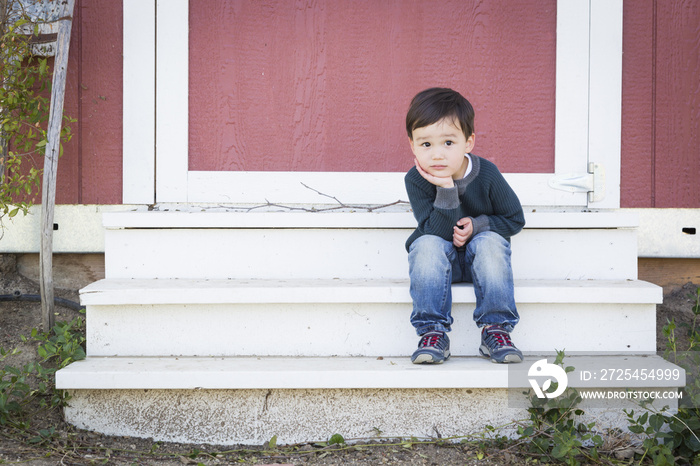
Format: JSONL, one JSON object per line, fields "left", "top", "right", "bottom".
{"left": 0, "top": 205, "right": 148, "bottom": 253}
{"left": 122, "top": 0, "right": 155, "bottom": 204}
{"left": 2, "top": 206, "right": 695, "bottom": 258}
{"left": 636, "top": 209, "right": 700, "bottom": 258}
{"left": 122, "top": 0, "right": 623, "bottom": 208}
{"left": 186, "top": 172, "right": 585, "bottom": 206}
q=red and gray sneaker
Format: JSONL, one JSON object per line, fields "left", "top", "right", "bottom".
{"left": 411, "top": 331, "right": 451, "bottom": 364}
{"left": 479, "top": 324, "right": 523, "bottom": 363}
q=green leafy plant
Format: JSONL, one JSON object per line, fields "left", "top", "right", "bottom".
{"left": 0, "top": 0, "right": 74, "bottom": 223}
{"left": 662, "top": 287, "right": 700, "bottom": 462}
{"left": 517, "top": 350, "right": 603, "bottom": 465}
{"left": 625, "top": 407, "right": 677, "bottom": 465}
{"left": 625, "top": 286, "right": 700, "bottom": 465}
{"left": 328, "top": 433, "right": 346, "bottom": 446}
{"left": 0, "top": 314, "right": 85, "bottom": 428}
{"left": 0, "top": 346, "right": 30, "bottom": 423}
{"left": 30, "top": 315, "right": 86, "bottom": 369}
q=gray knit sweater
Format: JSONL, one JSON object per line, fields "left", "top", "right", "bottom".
{"left": 404, "top": 154, "right": 525, "bottom": 251}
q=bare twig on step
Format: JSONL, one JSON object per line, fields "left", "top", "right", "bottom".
{"left": 243, "top": 182, "right": 409, "bottom": 213}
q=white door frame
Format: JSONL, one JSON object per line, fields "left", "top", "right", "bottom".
{"left": 122, "top": 0, "right": 622, "bottom": 208}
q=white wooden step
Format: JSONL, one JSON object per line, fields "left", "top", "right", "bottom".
{"left": 56, "top": 355, "right": 682, "bottom": 390}
{"left": 81, "top": 278, "right": 661, "bottom": 305}
{"left": 102, "top": 209, "right": 640, "bottom": 229}
{"left": 81, "top": 278, "right": 661, "bottom": 356}
{"left": 102, "top": 211, "right": 639, "bottom": 280}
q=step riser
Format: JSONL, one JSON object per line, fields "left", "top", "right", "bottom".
{"left": 104, "top": 228, "right": 637, "bottom": 280}
{"left": 63, "top": 387, "right": 670, "bottom": 445}
{"left": 85, "top": 302, "right": 656, "bottom": 356}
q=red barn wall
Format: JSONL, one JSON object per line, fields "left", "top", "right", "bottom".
{"left": 188, "top": 0, "right": 557, "bottom": 174}
{"left": 621, "top": 0, "right": 700, "bottom": 208}
{"left": 55, "top": 0, "right": 123, "bottom": 205}
{"left": 50, "top": 0, "right": 698, "bottom": 208}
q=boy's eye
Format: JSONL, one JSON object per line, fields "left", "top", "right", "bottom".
{"left": 445, "top": 141, "right": 454, "bottom": 146}
{"left": 421, "top": 142, "right": 431, "bottom": 147}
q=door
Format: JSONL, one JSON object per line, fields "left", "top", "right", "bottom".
{"left": 122, "top": 0, "right": 622, "bottom": 209}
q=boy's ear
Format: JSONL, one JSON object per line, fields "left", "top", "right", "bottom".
{"left": 408, "top": 136, "right": 420, "bottom": 157}
{"left": 465, "top": 133, "right": 476, "bottom": 153}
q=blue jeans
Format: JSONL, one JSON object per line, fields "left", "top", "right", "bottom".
{"left": 408, "top": 232, "right": 519, "bottom": 335}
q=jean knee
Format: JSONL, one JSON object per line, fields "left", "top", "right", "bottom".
{"left": 469, "top": 231, "right": 509, "bottom": 254}
{"left": 467, "top": 232, "right": 512, "bottom": 270}
{"left": 408, "top": 235, "right": 453, "bottom": 277}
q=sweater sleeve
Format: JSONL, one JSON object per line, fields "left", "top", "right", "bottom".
{"left": 477, "top": 166, "right": 525, "bottom": 239}
{"left": 405, "top": 168, "right": 461, "bottom": 243}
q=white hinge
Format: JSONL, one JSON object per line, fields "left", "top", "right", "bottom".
{"left": 548, "top": 162, "right": 606, "bottom": 203}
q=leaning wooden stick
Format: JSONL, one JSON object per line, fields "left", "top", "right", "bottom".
{"left": 40, "top": 0, "right": 76, "bottom": 331}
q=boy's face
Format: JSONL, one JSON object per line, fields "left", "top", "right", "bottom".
{"left": 409, "top": 117, "right": 475, "bottom": 180}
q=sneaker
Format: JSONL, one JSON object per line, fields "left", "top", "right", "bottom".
{"left": 479, "top": 325, "right": 523, "bottom": 363}
{"left": 411, "top": 331, "right": 450, "bottom": 364}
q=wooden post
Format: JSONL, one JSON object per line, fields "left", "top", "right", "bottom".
{"left": 40, "top": 0, "right": 76, "bottom": 331}
{"left": 0, "top": 0, "right": 9, "bottom": 185}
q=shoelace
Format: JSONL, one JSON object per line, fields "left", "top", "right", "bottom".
{"left": 484, "top": 326, "right": 514, "bottom": 348}
{"left": 419, "top": 332, "right": 444, "bottom": 348}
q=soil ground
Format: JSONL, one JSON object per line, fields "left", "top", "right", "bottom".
{"left": 1, "top": 254, "right": 698, "bottom": 465}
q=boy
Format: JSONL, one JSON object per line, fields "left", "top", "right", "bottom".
{"left": 404, "top": 87, "right": 525, "bottom": 365}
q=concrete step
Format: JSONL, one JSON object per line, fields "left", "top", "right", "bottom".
{"left": 80, "top": 278, "right": 661, "bottom": 356}
{"left": 102, "top": 210, "right": 639, "bottom": 280}
{"left": 56, "top": 355, "right": 684, "bottom": 445}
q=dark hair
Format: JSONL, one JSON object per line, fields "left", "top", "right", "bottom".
{"left": 406, "top": 87, "right": 475, "bottom": 140}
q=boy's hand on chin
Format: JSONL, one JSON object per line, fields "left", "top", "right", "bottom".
{"left": 415, "top": 159, "right": 454, "bottom": 188}
{"left": 453, "top": 218, "right": 473, "bottom": 247}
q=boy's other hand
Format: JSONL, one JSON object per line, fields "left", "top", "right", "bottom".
{"left": 414, "top": 159, "right": 455, "bottom": 188}
{"left": 453, "top": 217, "right": 473, "bottom": 247}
